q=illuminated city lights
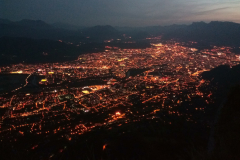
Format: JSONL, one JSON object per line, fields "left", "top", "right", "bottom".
{"left": 0, "top": 42, "right": 239, "bottom": 159}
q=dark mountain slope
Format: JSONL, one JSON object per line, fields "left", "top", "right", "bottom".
{"left": 0, "top": 37, "right": 88, "bottom": 66}
{"left": 163, "top": 21, "right": 240, "bottom": 46}
{"left": 13, "top": 19, "right": 52, "bottom": 29}
{"left": 0, "top": 19, "right": 122, "bottom": 42}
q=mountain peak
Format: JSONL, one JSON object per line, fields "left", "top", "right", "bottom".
{"left": 92, "top": 25, "right": 115, "bottom": 29}
{"left": 191, "top": 21, "right": 207, "bottom": 26}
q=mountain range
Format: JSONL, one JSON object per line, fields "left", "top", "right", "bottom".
{"left": 0, "top": 19, "right": 121, "bottom": 42}
{"left": 1, "top": 19, "right": 240, "bottom": 66}
{"left": 1, "top": 19, "right": 240, "bottom": 45}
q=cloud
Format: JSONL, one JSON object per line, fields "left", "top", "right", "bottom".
{"left": 1, "top": 0, "right": 240, "bottom": 26}
{"left": 194, "top": 7, "right": 231, "bottom": 15}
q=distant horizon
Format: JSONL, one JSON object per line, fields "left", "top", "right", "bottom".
{"left": 1, "top": 18, "right": 240, "bottom": 28}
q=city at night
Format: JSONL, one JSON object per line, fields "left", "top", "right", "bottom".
{"left": 1, "top": 0, "right": 240, "bottom": 159}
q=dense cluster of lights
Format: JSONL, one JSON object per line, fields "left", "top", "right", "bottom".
{"left": 0, "top": 42, "right": 239, "bottom": 158}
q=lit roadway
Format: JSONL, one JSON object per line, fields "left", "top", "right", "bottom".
{"left": 1, "top": 73, "right": 34, "bottom": 121}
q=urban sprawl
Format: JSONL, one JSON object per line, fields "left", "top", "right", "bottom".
{"left": 1, "top": 42, "right": 240, "bottom": 158}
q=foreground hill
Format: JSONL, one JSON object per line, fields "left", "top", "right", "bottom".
{"left": 210, "top": 86, "right": 240, "bottom": 160}
{"left": 202, "top": 64, "right": 240, "bottom": 91}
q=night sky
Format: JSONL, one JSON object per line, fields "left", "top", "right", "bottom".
{"left": 1, "top": 0, "right": 240, "bottom": 26}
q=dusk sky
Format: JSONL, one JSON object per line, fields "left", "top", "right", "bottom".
{"left": 1, "top": 0, "right": 240, "bottom": 26}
